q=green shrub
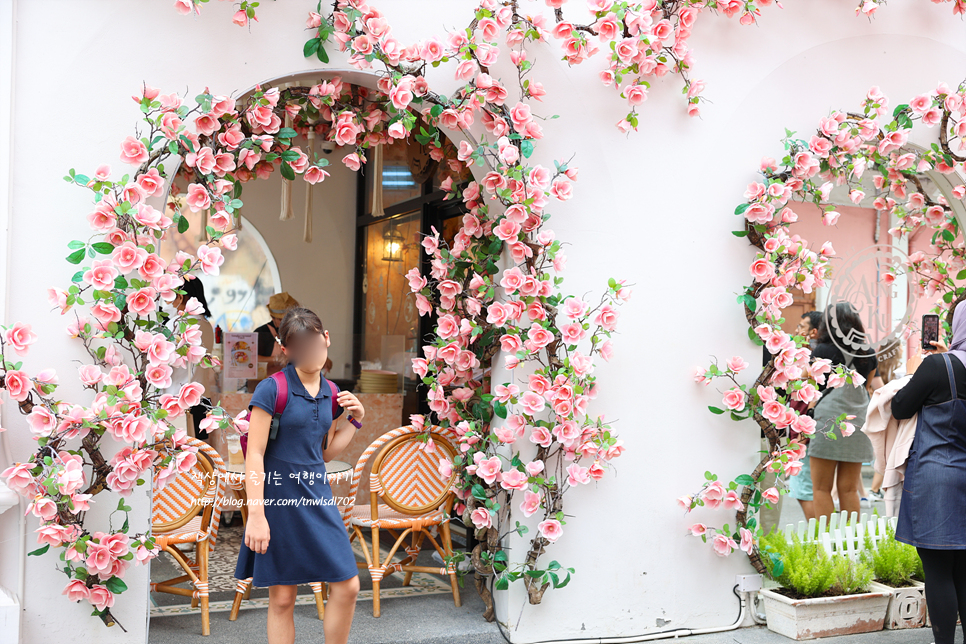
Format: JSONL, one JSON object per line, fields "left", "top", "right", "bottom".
{"left": 831, "top": 556, "right": 873, "bottom": 595}
{"left": 860, "top": 523, "right": 922, "bottom": 587}
{"left": 760, "top": 530, "right": 873, "bottom": 597}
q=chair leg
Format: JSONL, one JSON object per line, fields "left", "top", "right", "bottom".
{"left": 440, "top": 520, "right": 461, "bottom": 608}
{"left": 190, "top": 543, "right": 201, "bottom": 609}
{"left": 310, "top": 582, "right": 326, "bottom": 620}
{"left": 198, "top": 542, "right": 211, "bottom": 636}
{"left": 372, "top": 526, "right": 381, "bottom": 618}
{"left": 229, "top": 578, "right": 251, "bottom": 621}
{"left": 403, "top": 531, "right": 426, "bottom": 586}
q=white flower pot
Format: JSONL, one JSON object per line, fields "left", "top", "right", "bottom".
{"left": 870, "top": 581, "right": 927, "bottom": 629}
{"left": 759, "top": 587, "right": 891, "bottom": 640}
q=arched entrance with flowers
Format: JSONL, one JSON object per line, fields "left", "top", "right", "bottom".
{"left": 146, "top": 67, "right": 482, "bottom": 626}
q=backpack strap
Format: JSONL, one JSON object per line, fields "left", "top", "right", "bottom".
{"left": 267, "top": 371, "right": 289, "bottom": 440}
{"left": 943, "top": 353, "right": 959, "bottom": 401}
{"left": 327, "top": 379, "right": 341, "bottom": 419}
{"left": 322, "top": 378, "right": 339, "bottom": 451}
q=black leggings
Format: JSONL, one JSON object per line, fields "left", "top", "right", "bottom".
{"left": 918, "top": 547, "right": 966, "bottom": 644}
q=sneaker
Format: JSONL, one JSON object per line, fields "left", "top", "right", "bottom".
{"left": 860, "top": 497, "right": 873, "bottom": 508}
{"left": 869, "top": 489, "right": 884, "bottom": 501}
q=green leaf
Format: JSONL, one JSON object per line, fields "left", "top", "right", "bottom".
{"left": 67, "top": 240, "right": 86, "bottom": 250}
{"left": 520, "top": 140, "right": 534, "bottom": 158}
{"left": 276, "top": 128, "right": 297, "bottom": 140}
{"left": 493, "top": 400, "right": 507, "bottom": 419}
{"left": 748, "top": 326, "right": 764, "bottom": 346}
{"left": 732, "top": 230, "right": 748, "bottom": 237}
{"left": 734, "top": 203, "right": 750, "bottom": 216}
{"left": 105, "top": 577, "right": 128, "bottom": 594}
{"left": 735, "top": 474, "right": 755, "bottom": 486}
{"left": 28, "top": 544, "right": 50, "bottom": 556}
{"left": 66, "top": 249, "right": 86, "bottom": 264}
{"left": 708, "top": 406, "right": 726, "bottom": 415}
{"left": 280, "top": 161, "right": 295, "bottom": 181}
{"left": 317, "top": 44, "right": 329, "bottom": 63}
{"left": 91, "top": 242, "right": 114, "bottom": 254}
{"left": 303, "top": 38, "right": 321, "bottom": 58}
{"left": 494, "top": 573, "right": 509, "bottom": 590}
{"left": 177, "top": 214, "right": 190, "bottom": 234}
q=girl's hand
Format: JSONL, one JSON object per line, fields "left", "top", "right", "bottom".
{"left": 336, "top": 391, "right": 365, "bottom": 422}
{"left": 245, "top": 514, "right": 271, "bottom": 554}
{"left": 927, "top": 339, "right": 948, "bottom": 354}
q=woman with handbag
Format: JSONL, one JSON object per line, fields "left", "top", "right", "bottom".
{"left": 806, "top": 303, "right": 878, "bottom": 520}
{"left": 891, "top": 300, "right": 966, "bottom": 644}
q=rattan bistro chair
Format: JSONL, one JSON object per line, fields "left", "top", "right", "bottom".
{"left": 150, "top": 437, "right": 228, "bottom": 636}
{"left": 342, "top": 425, "right": 462, "bottom": 617}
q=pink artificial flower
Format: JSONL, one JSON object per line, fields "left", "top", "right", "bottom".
{"left": 470, "top": 507, "right": 492, "bottom": 529}
{"left": 537, "top": 518, "right": 563, "bottom": 542}
{"left": 739, "top": 528, "right": 755, "bottom": 555}
{"left": 711, "top": 533, "right": 737, "bottom": 556}
{"left": 520, "top": 490, "right": 541, "bottom": 517}
{"left": 119, "top": 136, "right": 148, "bottom": 165}
{"left": 4, "top": 323, "right": 37, "bottom": 356}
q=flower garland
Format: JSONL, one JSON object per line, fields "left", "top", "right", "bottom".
{"left": 312, "top": 0, "right": 632, "bottom": 613}
{"left": 190, "top": 0, "right": 788, "bottom": 127}
{"left": 683, "top": 82, "right": 966, "bottom": 572}
{"left": 856, "top": 0, "right": 966, "bottom": 18}
{"left": 175, "top": 0, "right": 265, "bottom": 27}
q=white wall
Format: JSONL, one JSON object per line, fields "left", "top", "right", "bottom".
{"left": 0, "top": 1, "right": 964, "bottom": 643}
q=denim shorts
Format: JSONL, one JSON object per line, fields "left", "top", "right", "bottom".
{"left": 787, "top": 453, "right": 813, "bottom": 501}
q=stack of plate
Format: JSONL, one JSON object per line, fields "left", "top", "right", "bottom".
{"left": 358, "top": 369, "right": 399, "bottom": 393}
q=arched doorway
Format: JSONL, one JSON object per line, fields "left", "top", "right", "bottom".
{"left": 149, "top": 68, "right": 476, "bottom": 627}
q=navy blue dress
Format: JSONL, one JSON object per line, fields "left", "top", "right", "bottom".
{"left": 234, "top": 363, "right": 359, "bottom": 585}
{"left": 896, "top": 353, "right": 966, "bottom": 549}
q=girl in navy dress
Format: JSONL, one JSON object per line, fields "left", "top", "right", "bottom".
{"left": 235, "top": 307, "right": 364, "bottom": 644}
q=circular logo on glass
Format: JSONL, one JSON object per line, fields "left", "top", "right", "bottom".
{"left": 824, "top": 245, "right": 916, "bottom": 359}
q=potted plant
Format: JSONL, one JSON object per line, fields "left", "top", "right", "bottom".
{"left": 758, "top": 531, "right": 891, "bottom": 640}
{"left": 862, "top": 523, "right": 927, "bottom": 629}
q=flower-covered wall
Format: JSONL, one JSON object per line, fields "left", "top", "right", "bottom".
{"left": 0, "top": 1, "right": 964, "bottom": 643}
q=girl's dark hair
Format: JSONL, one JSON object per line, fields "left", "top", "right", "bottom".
{"left": 181, "top": 277, "right": 212, "bottom": 318}
{"left": 277, "top": 307, "right": 325, "bottom": 347}
{"left": 816, "top": 303, "right": 878, "bottom": 378}
{"left": 816, "top": 303, "right": 866, "bottom": 347}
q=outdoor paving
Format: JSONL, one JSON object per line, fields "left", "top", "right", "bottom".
{"left": 148, "top": 579, "right": 506, "bottom": 644}
{"left": 150, "top": 468, "right": 939, "bottom": 644}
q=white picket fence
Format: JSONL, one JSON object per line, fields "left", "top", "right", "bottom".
{"left": 779, "top": 511, "right": 900, "bottom": 560}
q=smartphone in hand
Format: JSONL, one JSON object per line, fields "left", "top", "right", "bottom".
{"left": 922, "top": 313, "right": 940, "bottom": 352}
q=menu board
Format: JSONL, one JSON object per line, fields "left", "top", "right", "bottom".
{"left": 224, "top": 332, "right": 258, "bottom": 379}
